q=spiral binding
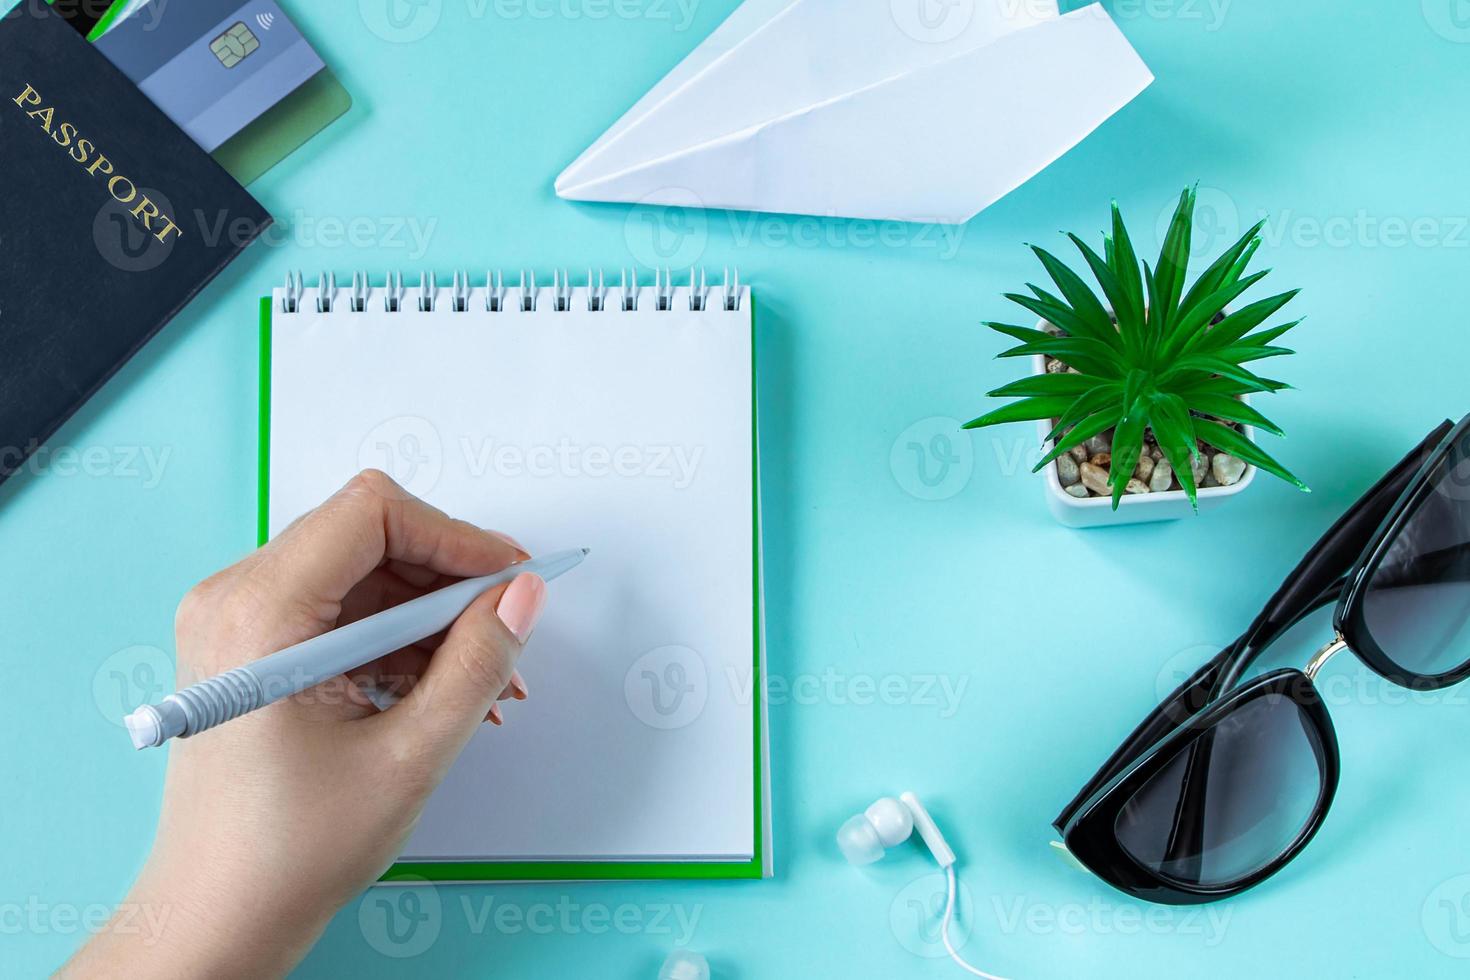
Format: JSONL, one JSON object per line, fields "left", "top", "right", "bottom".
{"left": 280, "top": 267, "right": 742, "bottom": 315}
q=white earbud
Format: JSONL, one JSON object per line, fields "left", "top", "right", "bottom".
{"left": 838, "top": 793, "right": 1004, "bottom": 979}
{"left": 837, "top": 792, "right": 955, "bottom": 868}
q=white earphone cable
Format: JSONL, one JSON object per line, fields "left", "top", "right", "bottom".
{"left": 940, "top": 865, "right": 1010, "bottom": 980}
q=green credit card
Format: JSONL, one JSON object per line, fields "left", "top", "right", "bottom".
{"left": 212, "top": 66, "right": 352, "bottom": 186}
{"left": 47, "top": 0, "right": 130, "bottom": 40}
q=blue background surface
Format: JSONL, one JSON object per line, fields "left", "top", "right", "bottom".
{"left": 7, "top": 0, "right": 1470, "bottom": 975}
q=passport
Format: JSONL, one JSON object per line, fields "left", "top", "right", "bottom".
{"left": 0, "top": 0, "right": 271, "bottom": 487}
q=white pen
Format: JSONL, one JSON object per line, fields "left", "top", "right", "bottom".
{"left": 124, "top": 548, "right": 589, "bottom": 750}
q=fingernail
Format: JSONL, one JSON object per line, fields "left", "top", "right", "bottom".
{"left": 488, "top": 530, "right": 529, "bottom": 555}
{"left": 497, "top": 573, "right": 546, "bottom": 643}
{"left": 488, "top": 703, "right": 504, "bottom": 725}
{"left": 510, "top": 670, "right": 528, "bottom": 700}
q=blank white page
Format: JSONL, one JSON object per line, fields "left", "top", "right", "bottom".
{"left": 268, "top": 280, "right": 755, "bottom": 862}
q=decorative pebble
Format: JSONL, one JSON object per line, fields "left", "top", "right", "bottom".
{"left": 1080, "top": 461, "right": 1111, "bottom": 495}
{"left": 1213, "top": 453, "right": 1247, "bottom": 486}
{"left": 1045, "top": 432, "right": 1228, "bottom": 498}
{"left": 1038, "top": 422, "right": 1271, "bottom": 500}
{"left": 1190, "top": 453, "right": 1209, "bottom": 485}
{"left": 1055, "top": 453, "right": 1080, "bottom": 486}
{"left": 1150, "top": 457, "right": 1174, "bottom": 493}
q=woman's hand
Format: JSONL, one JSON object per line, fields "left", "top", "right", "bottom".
{"left": 63, "top": 470, "right": 547, "bottom": 978}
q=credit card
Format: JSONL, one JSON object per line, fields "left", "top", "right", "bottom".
{"left": 213, "top": 66, "right": 352, "bottom": 186}
{"left": 95, "top": 0, "right": 325, "bottom": 153}
{"left": 91, "top": 0, "right": 351, "bottom": 185}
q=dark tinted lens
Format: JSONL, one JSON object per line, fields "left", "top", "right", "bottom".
{"left": 1113, "top": 689, "right": 1327, "bottom": 888}
{"left": 1361, "top": 435, "right": 1470, "bottom": 678}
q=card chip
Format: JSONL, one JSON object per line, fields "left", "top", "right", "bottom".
{"left": 209, "top": 22, "right": 260, "bottom": 69}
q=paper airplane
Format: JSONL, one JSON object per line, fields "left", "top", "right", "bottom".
{"left": 556, "top": 1, "right": 1154, "bottom": 224}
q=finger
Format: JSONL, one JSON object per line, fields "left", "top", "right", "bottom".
{"left": 385, "top": 560, "right": 446, "bottom": 591}
{"left": 343, "top": 582, "right": 528, "bottom": 708}
{"left": 482, "top": 676, "right": 526, "bottom": 724}
{"left": 507, "top": 670, "right": 528, "bottom": 700}
{"left": 348, "top": 652, "right": 524, "bottom": 709}
{"left": 251, "top": 469, "right": 528, "bottom": 616}
{"left": 336, "top": 566, "right": 430, "bottom": 627}
{"left": 348, "top": 646, "right": 431, "bottom": 703}
{"left": 380, "top": 573, "right": 546, "bottom": 757}
{"left": 335, "top": 565, "right": 469, "bottom": 651}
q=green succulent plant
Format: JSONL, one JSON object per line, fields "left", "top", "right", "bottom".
{"left": 964, "top": 186, "right": 1309, "bottom": 510}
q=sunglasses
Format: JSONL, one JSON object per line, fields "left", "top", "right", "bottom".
{"left": 1054, "top": 415, "right": 1470, "bottom": 904}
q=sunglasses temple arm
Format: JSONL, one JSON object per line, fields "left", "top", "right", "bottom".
{"left": 1054, "top": 652, "right": 1235, "bottom": 830}
{"left": 1160, "top": 729, "right": 1218, "bottom": 882}
{"left": 1366, "top": 543, "right": 1470, "bottom": 592}
{"left": 1216, "top": 424, "right": 1453, "bottom": 692}
{"left": 1214, "top": 578, "right": 1345, "bottom": 692}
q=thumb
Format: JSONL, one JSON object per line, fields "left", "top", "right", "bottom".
{"left": 388, "top": 572, "right": 547, "bottom": 758}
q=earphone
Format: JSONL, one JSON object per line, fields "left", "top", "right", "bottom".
{"left": 839, "top": 793, "right": 1009, "bottom": 980}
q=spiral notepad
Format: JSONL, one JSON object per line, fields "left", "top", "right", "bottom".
{"left": 259, "top": 269, "right": 768, "bottom": 881}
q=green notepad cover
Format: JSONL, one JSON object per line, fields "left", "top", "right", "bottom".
{"left": 257, "top": 296, "right": 767, "bottom": 881}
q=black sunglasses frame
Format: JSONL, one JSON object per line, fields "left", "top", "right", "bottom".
{"left": 1054, "top": 414, "right": 1470, "bottom": 905}
{"left": 1061, "top": 669, "right": 1339, "bottom": 904}
{"left": 1336, "top": 422, "right": 1470, "bottom": 691}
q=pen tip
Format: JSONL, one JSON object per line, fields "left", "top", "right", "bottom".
{"left": 581, "top": 547, "right": 591, "bottom": 556}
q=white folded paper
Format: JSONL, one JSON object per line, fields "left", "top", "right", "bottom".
{"left": 556, "top": 1, "right": 1154, "bottom": 224}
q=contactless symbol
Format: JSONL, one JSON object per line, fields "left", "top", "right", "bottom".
{"left": 210, "top": 22, "right": 261, "bottom": 69}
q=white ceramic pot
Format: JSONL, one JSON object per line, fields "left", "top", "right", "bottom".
{"left": 1032, "top": 350, "right": 1257, "bottom": 529}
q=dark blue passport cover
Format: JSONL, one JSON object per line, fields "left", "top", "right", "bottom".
{"left": 0, "top": 0, "right": 271, "bottom": 485}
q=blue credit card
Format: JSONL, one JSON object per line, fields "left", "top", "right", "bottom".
{"left": 95, "top": 0, "right": 324, "bottom": 152}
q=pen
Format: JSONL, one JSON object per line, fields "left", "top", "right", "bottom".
{"left": 124, "top": 548, "right": 589, "bottom": 750}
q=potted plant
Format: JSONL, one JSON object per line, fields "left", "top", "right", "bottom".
{"left": 964, "top": 187, "right": 1308, "bottom": 528}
